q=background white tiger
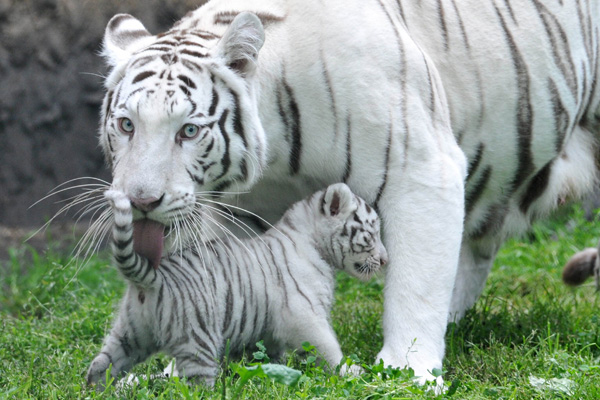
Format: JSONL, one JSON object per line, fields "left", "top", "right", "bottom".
{"left": 97, "top": 0, "right": 600, "bottom": 387}
{"left": 86, "top": 183, "right": 387, "bottom": 387}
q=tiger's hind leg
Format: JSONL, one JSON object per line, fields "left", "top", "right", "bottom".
{"left": 448, "top": 239, "right": 499, "bottom": 322}
{"left": 170, "top": 342, "right": 220, "bottom": 387}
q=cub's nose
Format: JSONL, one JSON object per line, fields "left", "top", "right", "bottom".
{"left": 379, "top": 245, "right": 389, "bottom": 266}
{"left": 130, "top": 195, "right": 164, "bottom": 212}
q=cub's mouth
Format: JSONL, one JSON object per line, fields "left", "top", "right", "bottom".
{"left": 133, "top": 219, "right": 166, "bottom": 269}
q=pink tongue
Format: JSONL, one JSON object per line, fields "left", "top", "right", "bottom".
{"left": 133, "top": 219, "right": 165, "bottom": 270}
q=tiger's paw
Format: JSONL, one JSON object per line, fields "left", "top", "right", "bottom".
{"left": 376, "top": 348, "right": 445, "bottom": 394}
{"left": 87, "top": 353, "right": 113, "bottom": 389}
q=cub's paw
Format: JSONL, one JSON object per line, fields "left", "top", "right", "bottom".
{"left": 87, "top": 353, "right": 112, "bottom": 388}
{"left": 339, "top": 363, "right": 364, "bottom": 377}
{"left": 104, "top": 189, "right": 131, "bottom": 212}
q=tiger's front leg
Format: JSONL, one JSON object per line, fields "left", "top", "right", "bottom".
{"left": 370, "top": 54, "right": 467, "bottom": 386}
{"left": 375, "top": 148, "right": 465, "bottom": 389}
{"left": 87, "top": 311, "right": 155, "bottom": 389}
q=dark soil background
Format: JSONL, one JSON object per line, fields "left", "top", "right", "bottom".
{"left": 0, "top": 0, "right": 205, "bottom": 258}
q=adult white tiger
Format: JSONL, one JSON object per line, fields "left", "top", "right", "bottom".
{"left": 98, "top": 0, "right": 600, "bottom": 387}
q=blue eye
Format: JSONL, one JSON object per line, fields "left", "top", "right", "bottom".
{"left": 179, "top": 124, "right": 200, "bottom": 140}
{"left": 118, "top": 118, "right": 135, "bottom": 134}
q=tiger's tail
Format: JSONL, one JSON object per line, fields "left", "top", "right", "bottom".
{"left": 562, "top": 246, "right": 600, "bottom": 291}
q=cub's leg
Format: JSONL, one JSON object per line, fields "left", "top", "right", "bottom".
{"left": 288, "top": 319, "right": 362, "bottom": 376}
{"left": 86, "top": 311, "right": 154, "bottom": 388}
{"left": 170, "top": 343, "right": 220, "bottom": 387}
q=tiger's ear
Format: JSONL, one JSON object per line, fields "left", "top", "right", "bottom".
{"left": 215, "top": 12, "right": 265, "bottom": 76}
{"left": 322, "top": 183, "right": 357, "bottom": 218}
{"left": 102, "top": 14, "right": 153, "bottom": 68}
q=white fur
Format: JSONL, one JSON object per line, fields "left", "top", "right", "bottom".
{"left": 98, "top": 0, "right": 600, "bottom": 390}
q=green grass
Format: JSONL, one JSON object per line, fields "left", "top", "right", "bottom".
{"left": 1, "top": 205, "right": 599, "bottom": 399}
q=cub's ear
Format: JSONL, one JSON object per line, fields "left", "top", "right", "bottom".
{"left": 102, "top": 14, "right": 153, "bottom": 68}
{"left": 215, "top": 12, "right": 265, "bottom": 75}
{"left": 322, "top": 183, "right": 357, "bottom": 218}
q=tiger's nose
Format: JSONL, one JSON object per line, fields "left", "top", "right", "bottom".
{"left": 130, "top": 195, "right": 164, "bottom": 212}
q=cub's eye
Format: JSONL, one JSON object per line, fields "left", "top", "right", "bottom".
{"left": 118, "top": 118, "right": 135, "bottom": 135}
{"left": 177, "top": 124, "right": 201, "bottom": 141}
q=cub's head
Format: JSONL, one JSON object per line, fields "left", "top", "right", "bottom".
{"left": 316, "top": 183, "right": 388, "bottom": 280}
{"left": 98, "top": 12, "right": 267, "bottom": 261}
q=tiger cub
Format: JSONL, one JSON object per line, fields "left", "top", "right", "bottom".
{"left": 87, "top": 183, "right": 387, "bottom": 387}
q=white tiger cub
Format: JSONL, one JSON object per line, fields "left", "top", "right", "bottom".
{"left": 86, "top": 183, "right": 387, "bottom": 387}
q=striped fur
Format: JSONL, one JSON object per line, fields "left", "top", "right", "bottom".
{"left": 96, "top": 0, "right": 600, "bottom": 386}
{"left": 86, "top": 183, "right": 386, "bottom": 387}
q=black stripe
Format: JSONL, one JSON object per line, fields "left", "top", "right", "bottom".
{"left": 532, "top": 0, "right": 578, "bottom": 98}
{"left": 547, "top": 78, "right": 570, "bottom": 152}
{"left": 342, "top": 116, "right": 352, "bottom": 183}
{"left": 144, "top": 46, "right": 174, "bottom": 53}
{"left": 275, "top": 236, "right": 316, "bottom": 313}
{"left": 501, "top": 0, "right": 517, "bottom": 24}
{"left": 130, "top": 56, "right": 156, "bottom": 69}
{"left": 494, "top": 5, "right": 534, "bottom": 191}
{"left": 208, "top": 88, "right": 219, "bottom": 116}
{"left": 471, "top": 203, "right": 509, "bottom": 239}
{"left": 178, "top": 74, "right": 197, "bottom": 89}
{"left": 465, "top": 166, "right": 492, "bottom": 214}
{"left": 265, "top": 239, "right": 289, "bottom": 309}
{"left": 320, "top": 47, "right": 338, "bottom": 138}
{"left": 519, "top": 161, "right": 553, "bottom": 213}
{"left": 181, "top": 40, "right": 206, "bottom": 48}
{"left": 449, "top": 0, "right": 470, "bottom": 50}
{"left": 215, "top": 110, "right": 231, "bottom": 181}
{"left": 104, "top": 90, "right": 114, "bottom": 126}
{"left": 231, "top": 90, "right": 248, "bottom": 148}
{"left": 114, "top": 234, "right": 133, "bottom": 251}
{"left": 374, "top": 124, "right": 392, "bottom": 206}
{"left": 282, "top": 80, "right": 302, "bottom": 174}
{"left": 466, "top": 143, "right": 485, "bottom": 180}
{"left": 179, "top": 85, "right": 191, "bottom": 97}
{"left": 189, "top": 31, "right": 221, "bottom": 40}
{"left": 180, "top": 49, "right": 207, "bottom": 58}
{"left": 222, "top": 280, "right": 234, "bottom": 334}
{"left": 437, "top": 0, "right": 449, "bottom": 51}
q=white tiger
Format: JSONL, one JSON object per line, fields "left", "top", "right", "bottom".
{"left": 96, "top": 0, "right": 600, "bottom": 387}
{"left": 86, "top": 183, "right": 387, "bottom": 387}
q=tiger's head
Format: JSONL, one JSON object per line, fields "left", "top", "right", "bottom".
{"left": 313, "top": 183, "right": 388, "bottom": 280}
{"left": 98, "top": 12, "right": 267, "bottom": 266}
